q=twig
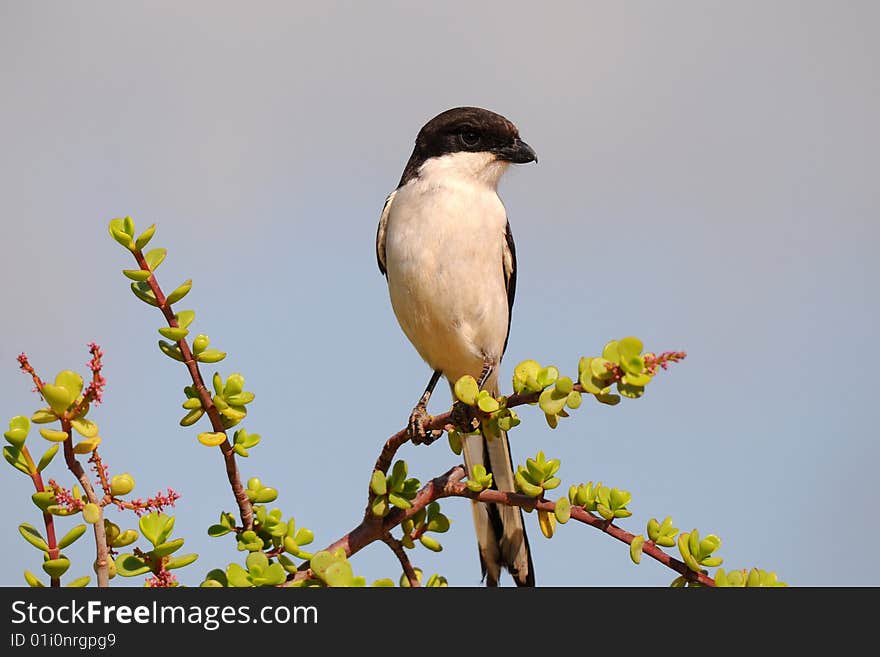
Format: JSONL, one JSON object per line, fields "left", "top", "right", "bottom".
{"left": 372, "top": 354, "right": 685, "bottom": 477}
{"left": 382, "top": 533, "right": 420, "bottom": 587}
{"left": 132, "top": 250, "right": 253, "bottom": 530}
{"left": 60, "top": 418, "right": 110, "bottom": 587}
{"left": 293, "top": 466, "right": 714, "bottom": 587}
{"left": 20, "top": 447, "right": 61, "bottom": 587}
{"left": 19, "top": 351, "right": 110, "bottom": 586}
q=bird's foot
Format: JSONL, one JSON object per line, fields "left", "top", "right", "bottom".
{"left": 450, "top": 400, "right": 479, "bottom": 433}
{"left": 408, "top": 404, "right": 443, "bottom": 445}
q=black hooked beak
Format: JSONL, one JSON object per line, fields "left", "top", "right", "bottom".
{"left": 495, "top": 138, "right": 538, "bottom": 164}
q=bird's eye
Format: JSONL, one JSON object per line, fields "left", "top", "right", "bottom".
{"left": 459, "top": 130, "right": 480, "bottom": 147}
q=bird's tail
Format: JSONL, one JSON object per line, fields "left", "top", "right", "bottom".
{"left": 462, "top": 382, "right": 534, "bottom": 586}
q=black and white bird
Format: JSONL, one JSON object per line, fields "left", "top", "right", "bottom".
{"left": 376, "top": 107, "right": 537, "bottom": 586}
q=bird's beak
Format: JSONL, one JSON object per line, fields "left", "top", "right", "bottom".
{"left": 496, "top": 138, "right": 538, "bottom": 164}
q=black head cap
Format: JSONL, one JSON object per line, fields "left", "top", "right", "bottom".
{"left": 398, "top": 107, "right": 536, "bottom": 187}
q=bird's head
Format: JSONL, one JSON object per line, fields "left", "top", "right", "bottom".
{"left": 400, "top": 107, "right": 536, "bottom": 188}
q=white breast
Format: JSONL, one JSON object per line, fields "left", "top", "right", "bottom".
{"left": 385, "top": 152, "right": 511, "bottom": 385}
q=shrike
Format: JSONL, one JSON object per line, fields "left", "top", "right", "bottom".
{"left": 376, "top": 107, "right": 537, "bottom": 586}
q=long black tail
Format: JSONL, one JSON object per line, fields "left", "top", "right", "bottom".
{"left": 461, "top": 385, "right": 534, "bottom": 586}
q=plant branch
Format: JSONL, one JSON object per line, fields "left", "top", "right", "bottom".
{"left": 132, "top": 249, "right": 253, "bottom": 530}
{"left": 21, "top": 446, "right": 61, "bottom": 587}
{"left": 294, "top": 465, "right": 714, "bottom": 587}
{"left": 60, "top": 419, "right": 110, "bottom": 587}
{"left": 382, "top": 533, "right": 420, "bottom": 587}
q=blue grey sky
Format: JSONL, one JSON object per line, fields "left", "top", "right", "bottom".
{"left": 1, "top": 1, "right": 877, "bottom": 586}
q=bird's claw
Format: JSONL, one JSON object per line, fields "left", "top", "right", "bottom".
{"left": 408, "top": 404, "right": 443, "bottom": 445}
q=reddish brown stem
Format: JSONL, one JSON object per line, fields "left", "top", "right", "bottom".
{"left": 382, "top": 533, "right": 420, "bottom": 587}
{"left": 21, "top": 447, "right": 61, "bottom": 587}
{"left": 293, "top": 466, "right": 714, "bottom": 587}
{"left": 132, "top": 250, "right": 253, "bottom": 530}
{"left": 61, "top": 419, "right": 110, "bottom": 587}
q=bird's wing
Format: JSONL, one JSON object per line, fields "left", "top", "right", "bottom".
{"left": 502, "top": 219, "right": 517, "bottom": 355}
{"left": 376, "top": 190, "right": 396, "bottom": 276}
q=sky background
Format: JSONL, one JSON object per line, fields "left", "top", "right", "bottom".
{"left": 1, "top": 1, "right": 877, "bottom": 587}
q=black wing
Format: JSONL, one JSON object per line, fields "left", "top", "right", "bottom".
{"left": 502, "top": 220, "right": 517, "bottom": 356}
{"left": 375, "top": 191, "right": 396, "bottom": 276}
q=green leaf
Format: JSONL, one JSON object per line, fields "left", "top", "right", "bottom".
{"left": 617, "top": 382, "right": 645, "bottom": 399}
{"left": 115, "top": 554, "right": 151, "bottom": 577}
{"left": 419, "top": 535, "right": 443, "bottom": 552}
{"left": 57, "top": 524, "right": 87, "bottom": 549}
{"left": 41, "top": 383, "right": 75, "bottom": 415}
{"left": 166, "top": 279, "right": 192, "bottom": 305}
{"left": 387, "top": 493, "right": 412, "bottom": 510}
{"left": 454, "top": 375, "right": 479, "bottom": 405}
{"left": 590, "top": 358, "right": 612, "bottom": 380}
{"left": 179, "top": 408, "right": 204, "bottom": 427}
{"left": 323, "top": 560, "right": 354, "bottom": 587}
{"left": 447, "top": 430, "right": 463, "bottom": 455}
{"left": 4, "top": 415, "right": 30, "bottom": 447}
{"left": 175, "top": 309, "right": 196, "bottom": 329}
{"left": 158, "top": 326, "right": 189, "bottom": 341}
{"left": 294, "top": 528, "right": 314, "bottom": 546}
{"left": 370, "top": 470, "right": 387, "bottom": 496}
{"left": 537, "top": 366, "right": 559, "bottom": 387}
{"left": 153, "top": 538, "right": 185, "bottom": 557}
{"left": 477, "top": 394, "right": 500, "bottom": 413}
{"left": 226, "top": 392, "right": 255, "bottom": 405}
{"left": 208, "top": 524, "right": 232, "bottom": 537}
{"left": 111, "top": 530, "right": 138, "bottom": 548}
{"left": 131, "top": 282, "right": 159, "bottom": 306}
{"left": 24, "top": 570, "right": 45, "bottom": 587}
{"left": 39, "top": 428, "right": 68, "bottom": 442}
{"left": 135, "top": 223, "right": 156, "bottom": 249}
{"left": 31, "top": 491, "right": 55, "bottom": 511}
{"left": 554, "top": 497, "right": 571, "bottom": 523}
{"left": 42, "top": 557, "right": 71, "bottom": 579}
{"left": 512, "top": 359, "right": 541, "bottom": 393}
{"left": 596, "top": 504, "right": 614, "bottom": 521}
{"left": 122, "top": 269, "right": 152, "bottom": 282}
{"left": 602, "top": 341, "right": 620, "bottom": 364}
{"left": 19, "top": 523, "right": 49, "bottom": 551}
{"left": 253, "top": 488, "right": 277, "bottom": 503}
{"left": 30, "top": 408, "right": 56, "bottom": 424}
{"left": 65, "top": 576, "right": 91, "bottom": 588}
{"left": 226, "top": 563, "right": 252, "bottom": 587}
{"left": 514, "top": 470, "right": 543, "bottom": 497}
{"left": 555, "top": 376, "right": 573, "bottom": 395}
{"left": 109, "top": 222, "right": 134, "bottom": 250}
{"left": 617, "top": 337, "right": 646, "bottom": 376}
{"left": 139, "top": 512, "right": 167, "bottom": 546}
{"left": 196, "top": 349, "right": 227, "bottom": 363}
{"left": 623, "top": 372, "right": 652, "bottom": 387}
{"left": 538, "top": 509, "right": 556, "bottom": 538}
{"left": 158, "top": 340, "right": 185, "bottom": 362}
{"left": 538, "top": 388, "right": 567, "bottom": 416}
{"left": 70, "top": 418, "right": 98, "bottom": 438}
{"left": 144, "top": 248, "right": 167, "bottom": 270}
{"left": 4, "top": 446, "right": 32, "bottom": 475}
{"left": 466, "top": 479, "right": 485, "bottom": 493}
{"left": 630, "top": 535, "right": 645, "bottom": 565}
{"left": 82, "top": 503, "right": 101, "bottom": 524}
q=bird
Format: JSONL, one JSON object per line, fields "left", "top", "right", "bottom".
{"left": 376, "top": 107, "right": 537, "bottom": 586}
